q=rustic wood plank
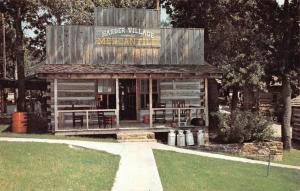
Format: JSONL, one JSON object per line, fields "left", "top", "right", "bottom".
{"left": 48, "top": 26, "right": 55, "bottom": 64}
{"left": 153, "top": 48, "right": 159, "bottom": 65}
{"left": 165, "top": 28, "right": 171, "bottom": 65}
{"left": 183, "top": 29, "right": 189, "bottom": 66}
{"left": 55, "top": 26, "right": 63, "bottom": 64}
{"left": 115, "top": 47, "right": 122, "bottom": 64}
{"left": 194, "top": 29, "right": 202, "bottom": 64}
{"left": 188, "top": 29, "right": 194, "bottom": 65}
{"left": 159, "top": 28, "right": 166, "bottom": 64}
{"left": 146, "top": 48, "right": 153, "bottom": 65}
{"left": 171, "top": 29, "right": 178, "bottom": 64}
{"left": 177, "top": 29, "right": 184, "bottom": 65}
{"left": 141, "top": 48, "right": 147, "bottom": 65}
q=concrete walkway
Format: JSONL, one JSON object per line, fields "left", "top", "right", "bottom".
{"left": 1, "top": 137, "right": 300, "bottom": 191}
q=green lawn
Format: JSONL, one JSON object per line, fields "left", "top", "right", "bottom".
{"left": 0, "top": 125, "right": 116, "bottom": 142}
{"left": 153, "top": 150, "right": 300, "bottom": 191}
{"left": 0, "top": 142, "right": 120, "bottom": 191}
{"left": 278, "top": 149, "right": 300, "bottom": 166}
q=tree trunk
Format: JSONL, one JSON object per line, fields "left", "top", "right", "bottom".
{"left": 242, "top": 87, "right": 254, "bottom": 111}
{"left": 281, "top": 76, "right": 292, "bottom": 151}
{"left": 208, "top": 79, "right": 219, "bottom": 130}
{"left": 14, "top": 8, "right": 25, "bottom": 112}
{"left": 231, "top": 86, "right": 239, "bottom": 111}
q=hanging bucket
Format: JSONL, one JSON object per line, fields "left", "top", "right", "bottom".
{"left": 12, "top": 112, "right": 27, "bottom": 133}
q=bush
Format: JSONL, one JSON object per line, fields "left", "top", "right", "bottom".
{"left": 212, "top": 110, "right": 274, "bottom": 143}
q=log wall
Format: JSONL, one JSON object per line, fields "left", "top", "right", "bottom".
{"left": 49, "top": 79, "right": 96, "bottom": 129}
{"left": 159, "top": 79, "right": 205, "bottom": 120}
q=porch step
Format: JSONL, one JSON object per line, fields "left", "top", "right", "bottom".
{"left": 117, "top": 132, "right": 156, "bottom": 142}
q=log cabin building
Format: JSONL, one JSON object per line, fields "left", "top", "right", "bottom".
{"left": 35, "top": 7, "right": 222, "bottom": 136}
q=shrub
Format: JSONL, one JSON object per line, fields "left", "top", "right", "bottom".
{"left": 212, "top": 110, "right": 274, "bottom": 143}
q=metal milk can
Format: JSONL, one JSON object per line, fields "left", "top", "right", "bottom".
{"left": 197, "top": 129, "right": 205, "bottom": 146}
{"left": 177, "top": 130, "right": 186, "bottom": 147}
{"left": 168, "top": 130, "right": 176, "bottom": 146}
{"left": 185, "top": 129, "right": 194, "bottom": 146}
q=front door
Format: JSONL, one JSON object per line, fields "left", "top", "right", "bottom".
{"left": 119, "top": 79, "right": 136, "bottom": 120}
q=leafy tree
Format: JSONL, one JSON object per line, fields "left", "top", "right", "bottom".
{"left": 163, "top": 0, "right": 270, "bottom": 110}
{"left": 263, "top": 0, "right": 299, "bottom": 150}
{"left": 0, "top": 0, "right": 41, "bottom": 111}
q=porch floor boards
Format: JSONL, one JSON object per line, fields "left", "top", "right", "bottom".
{"left": 55, "top": 121, "right": 171, "bottom": 135}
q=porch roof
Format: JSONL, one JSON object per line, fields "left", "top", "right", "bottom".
{"left": 35, "top": 64, "right": 222, "bottom": 79}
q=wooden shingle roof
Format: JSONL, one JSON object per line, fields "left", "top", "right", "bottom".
{"left": 35, "top": 64, "right": 222, "bottom": 80}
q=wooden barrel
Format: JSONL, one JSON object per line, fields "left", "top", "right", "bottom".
{"left": 12, "top": 112, "right": 27, "bottom": 133}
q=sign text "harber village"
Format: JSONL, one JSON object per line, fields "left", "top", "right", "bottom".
{"left": 95, "top": 27, "right": 158, "bottom": 47}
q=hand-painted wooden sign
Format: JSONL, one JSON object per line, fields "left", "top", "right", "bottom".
{"left": 95, "top": 27, "right": 160, "bottom": 47}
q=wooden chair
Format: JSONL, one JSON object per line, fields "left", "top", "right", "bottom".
{"left": 91, "top": 100, "right": 112, "bottom": 128}
{"left": 72, "top": 104, "right": 83, "bottom": 127}
{"left": 154, "top": 103, "right": 166, "bottom": 123}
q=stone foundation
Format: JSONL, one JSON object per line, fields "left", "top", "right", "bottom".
{"left": 198, "top": 141, "right": 283, "bottom": 161}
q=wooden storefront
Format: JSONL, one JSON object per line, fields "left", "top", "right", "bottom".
{"left": 35, "top": 7, "right": 221, "bottom": 135}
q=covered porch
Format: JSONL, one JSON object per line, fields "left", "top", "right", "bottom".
{"left": 35, "top": 64, "right": 221, "bottom": 135}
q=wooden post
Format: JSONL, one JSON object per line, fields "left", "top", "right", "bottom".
{"left": 156, "top": 0, "right": 160, "bottom": 10}
{"left": 136, "top": 80, "right": 141, "bottom": 121}
{"left": 204, "top": 78, "right": 209, "bottom": 126}
{"left": 177, "top": 108, "right": 181, "bottom": 127}
{"left": 54, "top": 79, "right": 58, "bottom": 131}
{"left": 86, "top": 111, "right": 89, "bottom": 129}
{"left": 149, "top": 79, "right": 153, "bottom": 128}
{"left": 115, "top": 78, "right": 120, "bottom": 128}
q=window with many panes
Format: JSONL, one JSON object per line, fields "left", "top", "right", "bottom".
{"left": 140, "top": 80, "right": 159, "bottom": 109}
{"left": 96, "top": 80, "right": 116, "bottom": 109}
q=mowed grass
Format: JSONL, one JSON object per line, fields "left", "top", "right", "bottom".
{"left": 0, "top": 142, "right": 120, "bottom": 191}
{"left": 278, "top": 149, "right": 300, "bottom": 166}
{"left": 0, "top": 125, "right": 116, "bottom": 142}
{"left": 153, "top": 150, "right": 300, "bottom": 191}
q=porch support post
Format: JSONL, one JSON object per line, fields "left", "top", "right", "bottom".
{"left": 54, "top": 79, "right": 58, "bottom": 131}
{"left": 115, "top": 78, "right": 120, "bottom": 128}
{"left": 149, "top": 79, "right": 153, "bottom": 128}
{"left": 204, "top": 78, "right": 209, "bottom": 126}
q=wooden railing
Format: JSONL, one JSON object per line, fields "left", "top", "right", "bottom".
{"left": 56, "top": 109, "right": 117, "bottom": 131}
{"left": 151, "top": 107, "right": 206, "bottom": 127}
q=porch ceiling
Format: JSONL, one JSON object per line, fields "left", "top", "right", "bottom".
{"left": 35, "top": 64, "right": 222, "bottom": 79}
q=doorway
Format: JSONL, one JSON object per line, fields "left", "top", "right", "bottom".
{"left": 119, "top": 79, "right": 136, "bottom": 120}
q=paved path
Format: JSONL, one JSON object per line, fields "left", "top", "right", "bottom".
{"left": 1, "top": 137, "right": 300, "bottom": 191}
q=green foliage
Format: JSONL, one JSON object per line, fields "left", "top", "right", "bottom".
{"left": 212, "top": 110, "right": 274, "bottom": 143}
